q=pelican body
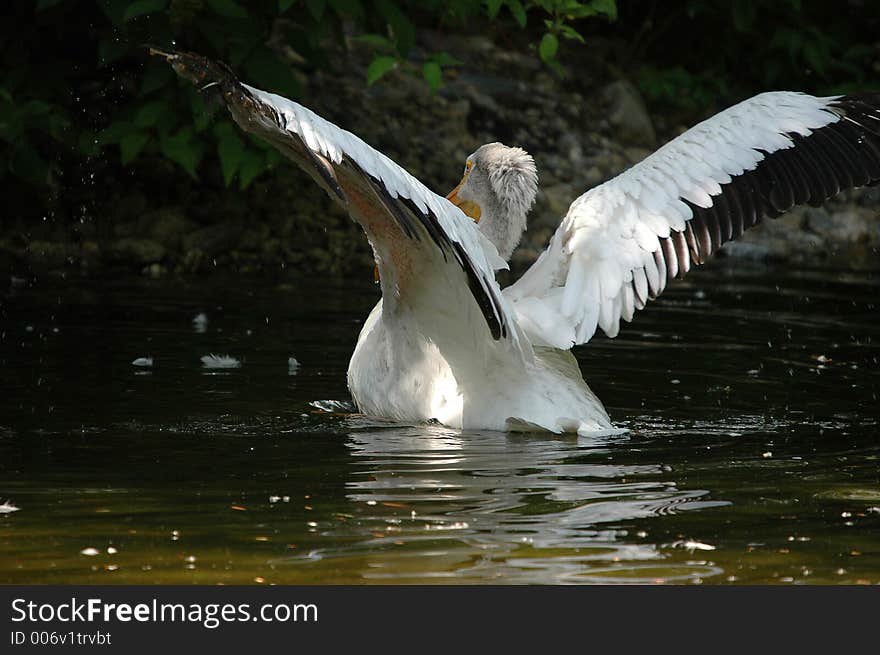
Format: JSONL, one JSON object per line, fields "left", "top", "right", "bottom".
{"left": 156, "top": 49, "right": 880, "bottom": 435}
{"left": 348, "top": 300, "right": 613, "bottom": 432}
{"left": 346, "top": 143, "right": 614, "bottom": 433}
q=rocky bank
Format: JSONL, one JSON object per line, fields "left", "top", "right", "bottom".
{"left": 8, "top": 32, "right": 880, "bottom": 279}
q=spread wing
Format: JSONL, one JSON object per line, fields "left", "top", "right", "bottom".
{"left": 505, "top": 91, "right": 880, "bottom": 349}
{"left": 155, "top": 49, "right": 529, "bottom": 360}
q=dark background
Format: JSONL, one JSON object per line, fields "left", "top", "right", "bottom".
{"left": 2, "top": 0, "right": 879, "bottom": 277}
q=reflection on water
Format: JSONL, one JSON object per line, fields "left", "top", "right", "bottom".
{"left": 328, "top": 425, "right": 727, "bottom": 583}
{"left": 0, "top": 262, "right": 878, "bottom": 584}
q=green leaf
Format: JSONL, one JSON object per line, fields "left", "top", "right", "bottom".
{"left": 305, "top": 0, "right": 326, "bottom": 19}
{"left": 328, "top": 0, "right": 365, "bottom": 22}
{"left": 243, "top": 47, "right": 300, "bottom": 97}
{"left": 78, "top": 131, "right": 101, "bottom": 158}
{"left": 486, "top": 0, "right": 503, "bottom": 19}
{"left": 589, "top": 0, "right": 617, "bottom": 20}
{"left": 140, "top": 63, "right": 174, "bottom": 95}
{"left": 206, "top": 0, "right": 248, "bottom": 19}
{"left": 508, "top": 0, "right": 526, "bottom": 28}
{"left": 217, "top": 131, "right": 246, "bottom": 186}
{"left": 133, "top": 100, "right": 172, "bottom": 128}
{"left": 278, "top": 0, "right": 297, "bottom": 11}
{"left": 122, "top": 0, "right": 168, "bottom": 22}
{"left": 98, "top": 0, "right": 132, "bottom": 27}
{"left": 120, "top": 131, "right": 150, "bottom": 164}
{"left": 802, "top": 42, "right": 828, "bottom": 77}
{"left": 538, "top": 32, "right": 558, "bottom": 63}
{"left": 189, "top": 89, "right": 211, "bottom": 133}
{"left": 353, "top": 34, "right": 395, "bottom": 51}
{"left": 366, "top": 56, "right": 397, "bottom": 85}
{"left": 265, "top": 149, "right": 281, "bottom": 167}
{"left": 430, "top": 51, "right": 462, "bottom": 67}
{"left": 160, "top": 128, "right": 203, "bottom": 178}
{"left": 238, "top": 150, "right": 265, "bottom": 189}
{"left": 98, "top": 120, "right": 136, "bottom": 145}
{"left": 423, "top": 61, "right": 442, "bottom": 93}
{"left": 11, "top": 146, "right": 49, "bottom": 186}
{"left": 376, "top": 0, "right": 415, "bottom": 55}
{"left": 731, "top": 1, "right": 756, "bottom": 32}
{"left": 36, "top": 0, "right": 63, "bottom": 10}
{"left": 21, "top": 100, "right": 54, "bottom": 117}
{"left": 558, "top": 24, "right": 585, "bottom": 43}
{"left": 97, "top": 38, "right": 131, "bottom": 66}
{"left": 546, "top": 57, "right": 565, "bottom": 78}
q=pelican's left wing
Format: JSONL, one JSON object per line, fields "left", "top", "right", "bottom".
{"left": 505, "top": 91, "right": 880, "bottom": 349}
{"left": 155, "top": 49, "right": 528, "bottom": 358}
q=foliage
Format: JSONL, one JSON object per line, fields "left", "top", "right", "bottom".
{"left": 623, "top": 0, "right": 880, "bottom": 113}
{"left": 1, "top": 0, "right": 617, "bottom": 198}
{"left": 2, "top": 0, "right": 878, "bottom": 217}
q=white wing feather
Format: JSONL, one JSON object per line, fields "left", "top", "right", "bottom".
{"left": 504, "top": 91, "right": 842, "bottom": 349}
{"left": 245, "top": 86, "right": 509, "bottom": 274}
{"left": 243, "top": 85, "right": 530, "bottom": 360}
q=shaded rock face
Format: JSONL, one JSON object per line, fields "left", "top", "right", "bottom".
{"left": 109, "top": 238, "right": 166, "bottom": 265}
{"left": 722, "top": 200, "right": 880, "bottom": 266}
{"left": 7, "top": 32, "right": 878, "bottom": 279}
{"left": 601, "top": 80, "right": 656, "bottom": 148}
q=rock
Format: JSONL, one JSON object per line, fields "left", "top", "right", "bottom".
{"left": 239, "top": 225, "right": 271, "bottom": 252}
{"left": 25, "top": 241, "right": 74, "bottom": 269}
{"left": 183, "top": 223, "right": 243, "bottom": 256}
{"left": 0, "top": 241, "right": 23, "bottom": 277}
{"left": 145, "top": 263, "right": 167, "bottom": 277}
{"left": 722, "top": 232, "right": 826, "bottom": 262}
{"left": 80, "top": 241, "right": 101, "bottom": 269}
{"left": 727, "top": 213, "right": 825, "bottom": 261}
{"left": 582, "top": 165, "right": 605, "bottom": 188}
{"left": 857, "top": 186, "right": 880, "bottom": 206}
{"left": 826, "top": 208, "right": 877, "bottom": 243}
{"left": 109, "top": 238, "right": 165, "bottom": 265}
{"left": 803, "top": 207, "right": 834, "bottom": 234}
{"left": 541, "top": 183, "right": 577, "bottom": 218}
{"left": 601, "top": 80, "right": 656, "bottom": 148}
{"left": 180, "top": 248, "right": 207, "bottom": 274}
{"left": 13, "top": 30, "right": 880, "bottom": 278}
{"left": 557, "top": 133, "right": 585, "bottom": 167}
{"left": 143, "top": 209, "right": 197, "bottom": 252}
{"left": 113, "top": 193, "right": 148, "bottom": 225}
{"left": 623, "top": 146, "right": 652, "bottom": 165}
{"left": 525, "top": 227, "right": 555, "bottom": 251}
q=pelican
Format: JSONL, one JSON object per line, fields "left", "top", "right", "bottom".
{"left": 155, "top": 49, "right": 880, "bottom": 435}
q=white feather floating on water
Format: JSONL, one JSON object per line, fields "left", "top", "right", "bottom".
{"left": 201, "top": 354, "right": 241, "bottom": 369}
{"left": 0, "top": 500, "right": 20, "bottom": 514}
{"left": 288, "top": 357, "right": 300, "bottom": 375}
{"left": 131, "top": 357, "right": 153, "bottom": 367}
{"left": 669, "top": 539, "right": 716, "bottom": 552}
{"left": 192, "top": 313, "right": 209, "bottom": 333}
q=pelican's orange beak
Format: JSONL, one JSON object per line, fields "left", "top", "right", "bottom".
{"left": 446, "top": 166, "right": 481, "bottom": 223}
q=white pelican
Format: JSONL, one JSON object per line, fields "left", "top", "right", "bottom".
{"left": 156, "top": 49, "right": 880, "bottom": 435}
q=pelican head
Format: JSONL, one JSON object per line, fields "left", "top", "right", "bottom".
{"left": 446, "top": 143, "right": 538, "bottom": 262}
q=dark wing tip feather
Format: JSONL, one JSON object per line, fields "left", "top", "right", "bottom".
{"left": 365, "top": 173, "right": 506, "bottom": 341}
{"left": 451, "top": 243, "right": 506, "bottom": 340}
{"left": 633, "top": 93, "right": 880, "bottom": 304}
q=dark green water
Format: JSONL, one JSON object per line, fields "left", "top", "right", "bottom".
{"left": 1, "top": 262, "right": 878, "bottom": 584}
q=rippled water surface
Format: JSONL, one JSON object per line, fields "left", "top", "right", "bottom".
{"left": 1, "top": 261, "right": 878, "bottom": 584}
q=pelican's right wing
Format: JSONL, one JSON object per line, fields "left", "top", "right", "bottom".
{"left": 155, "top": 49, "right": 529, "bottom": 360}
{"left": 505, "top": 91, "right": 880, "bottom": 349}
